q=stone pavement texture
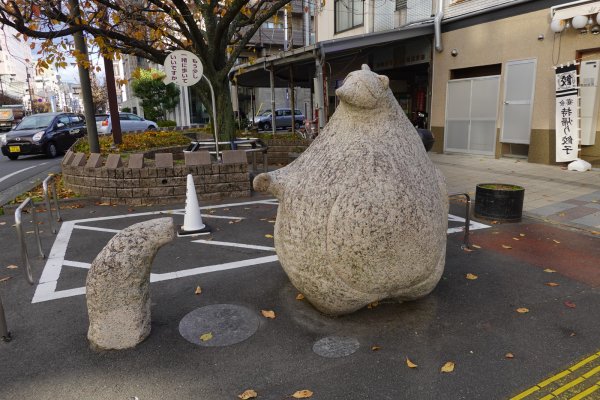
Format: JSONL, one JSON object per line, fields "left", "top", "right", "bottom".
{"left": 431, "top": 153, "right": 600, "bottom": 232}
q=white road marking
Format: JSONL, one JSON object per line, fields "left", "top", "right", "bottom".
{"left": 31, "top": 197, "right": 491, "bottom": 304}
{"left": 192, "top": 239, "right": 276, "bottom": 251}
{"left": 0, "top": 162, "right": 48, "bottom": 184}
{"left": 73, "top": 225, "right": 121, "bottom": 233}
{"left": 63, "top": 260, "right": 91, "bottom": 269}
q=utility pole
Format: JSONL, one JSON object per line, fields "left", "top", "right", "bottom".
{"left": 69, "top": 0, "right": 100, "bottom": 153}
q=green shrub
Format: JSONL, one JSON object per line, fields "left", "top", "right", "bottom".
{"left": 121, "top": 107, "right": 131, "bottom": 112}
{"left": 73, "top": 130, "right": 191, "bottom": 155}
{"left": 157, "top": 120, "right": 177, "bottom": 128}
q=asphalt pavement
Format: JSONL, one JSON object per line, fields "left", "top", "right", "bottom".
{"left": 0, "top": 154, "right": 62, "bottom": 206}
{"left": 0, "top": 195, "right": 598, "bottom": 400}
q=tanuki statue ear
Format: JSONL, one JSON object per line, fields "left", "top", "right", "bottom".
{"left": 361, "top": 64, "right": 371, "bottom": 71}
{"left": 378, "top": 75, "right": 389, "bottom": 90}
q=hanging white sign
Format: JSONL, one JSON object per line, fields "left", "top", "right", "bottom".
{"left": 163, "top": 50, "right": 203, "bottom": 87}
{"left": 555, "top": 65, "right": 579, "bottom": 162}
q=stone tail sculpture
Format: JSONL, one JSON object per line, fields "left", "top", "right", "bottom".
{"left": 86, "top": 217, "right": 175, "bottom": 350}
{"left": 254, "top": 64, "right": 448, "bottom": 316}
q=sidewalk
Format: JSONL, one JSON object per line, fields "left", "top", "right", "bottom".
{"left": 431, "top": 153, "right": 600, "bottom": 232}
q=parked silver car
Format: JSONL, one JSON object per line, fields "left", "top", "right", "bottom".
{"left": 253, "top": 108, "right": 304, "bottom": 131}
{"left": 95, "top": 113, "right": 158, "bottom": 135}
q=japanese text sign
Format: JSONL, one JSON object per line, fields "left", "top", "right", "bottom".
{"left": 163, "top": 50, "right": 203, "bottom": 87}
{"left": 555, "top": 65, "right": 579, "bottom": 162}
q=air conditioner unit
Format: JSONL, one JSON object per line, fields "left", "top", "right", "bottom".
{"left": 579, "top": 60, "right": 600, "bottom": 145}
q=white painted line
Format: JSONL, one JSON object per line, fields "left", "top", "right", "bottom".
{"left": 192, "top": 239, "right": 275, "bottom": 251}
{"left": 37, "top": 221, "right": 74, "bottom": 284}
{"left": 73, "top": 225, "right": 121, "bottom": 233}
{"left": 174, "top": 255, "right": 279, "bottom": 278}
{"left": 0, "top": 162, "right": 48, "bottom": 184}
{"left": 447, "top": 214, "right": 490, "bottom": 234}
{"left": 201, "top": 214, "right": 246, "bottom": 220}
{"left": 63, "top": 260, "right": 91, "bottom": 269}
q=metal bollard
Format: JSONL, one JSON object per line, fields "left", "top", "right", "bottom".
{"left": 15, "top": 197, "right": 44, "bottom": 285}
{"left": 43, "top": 174, "right": 62, "bottom": 234}
{"left": 0, "top": 296, "right": 11, "bottom": 342}
{"left": 449, "top": 193, "right": 471, "bottom": 249}
{"left": 1, "top": 197, "right": 41, "bottom": 342}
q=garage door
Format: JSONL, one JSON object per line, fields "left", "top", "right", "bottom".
{"left": 444, "top": 76, "right": 500, "bottom": 155}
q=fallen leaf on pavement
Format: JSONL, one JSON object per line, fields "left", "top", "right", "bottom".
{"left": 505, "top": 353, "right": 515, "bottom": 359}
{"left": 238, "top": 389, "right": 258, "bottom": 399}
{"left": 199, "top": 332, "right": 213, "bottom": 341}
{"left": 223, "top": 208, "right": 230, "bottom": 211}
{"left": 463, "top": 247, "right": 474, "bottom": 253}
{"left": 292, "top": 390, "right": 313, "bottom": 398}
{"left": 261, "top": 310, "right": 276, "bottom": 319}
{"left": 259, "top": 218, "right": 267, "bottom": 221}
{"left": 296, "top": 293, "right": 305, "bottom": 300}
{"left": 553, "top": 239, "right": 561, "bottom": 244}
{"left": 268, "top": 220, "right": 276, "bottom": 223}
{"left": 0, "top": 276, "right": 12, "bottom": 283}
{"left": 544, "top": 268, "right": 556, "bottom": 273}
{"left": 570, "top": 332, "right": 577, "bottom": 337}
{"left": 564, "top": 301, "right": 576, "bottom": 308}
{"left": 519, "top": 233, "right": 526, "bottom": 237}
{"left": 0, "top": 222, "right": 6, "bottom": 225}
{"left": 512, "top": 237, "right": 520, "bottom": 241}
{"left": 591, "top": 231, "right": 600, "bottom": 235}
{"left": 194, "top": 286, "right": 202, "bottom": 295}
{"left": 516, "top": 308, "right": 529, "bottom": 313}
{"left": 502, "top": 245, "right": 512, "bottom": 249}
{"left": 545, "top": 282, "right": 559, "bottom": 287}
{"left": 441, "top": 361, "right": 455, "bottom": 373}
{"left": 264, "top": 234, "right": 274, "bottom": 239}
{"left": 6, "top": 265, "right": 18, "bottom": 269}
{"left": 371, "top": 345, "right": 381, "bottom": 351}
{"left": 406, "top": 357, "right": 418, "bottom": 368}
{"left": 367, "top": 301, "right": 379, "bottom": 309}
{"left": 471, "top": 244, "right": 481, "bottom": 249}
{"left": 466, "top": 273, "right": 478, "bottom": 280}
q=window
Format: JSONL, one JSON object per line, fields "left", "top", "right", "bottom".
{"left": 335, "top": 0, "right": 363, "bottom": 33}
{"left": 129, "top": 114, "right": 142, "bottom": 121}
{"left": 265, "top": 21, "right": 284, "bottom": 29}
{"left": 58, "top": 116, "right": 71, "bottom": 126}
{"left": 395, "top": 0, "right": 407, "bottom": 10}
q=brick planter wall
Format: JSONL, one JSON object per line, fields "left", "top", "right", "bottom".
{"left": 249, "top": 138, "right": 312, "bottom": 165}
{"left": 61, "top": 150, "right": 251, "bottom": 206}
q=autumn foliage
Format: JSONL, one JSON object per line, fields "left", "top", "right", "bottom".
{"left": 0, "top": 0, "right": 295, "bottom": 141}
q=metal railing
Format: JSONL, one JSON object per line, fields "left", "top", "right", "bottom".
{"left": 1, "top": 197, "right": 44, "bottom": 342}
{"left": 186, "top": 138, "right": 269, "bottom": 173}
{"left": 449, "top": 193, "right": 471, "bottom": 249}
{"left": 43, "top": 174, "right": 62, "bottom": 234}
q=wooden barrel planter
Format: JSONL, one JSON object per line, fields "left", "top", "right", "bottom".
{"left": 474, "top": 183, "right": 525, "bottom": 222}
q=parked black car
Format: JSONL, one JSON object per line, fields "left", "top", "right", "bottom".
{"left": 0, "top": 112, "right": 86, "bottom": 160}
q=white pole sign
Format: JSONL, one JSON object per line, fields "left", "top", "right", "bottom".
{"left": 555, "top": 65, "right": 579, "bottom": 162}
{"left": 163, "top": 50, "right": 203, "bottom": 87}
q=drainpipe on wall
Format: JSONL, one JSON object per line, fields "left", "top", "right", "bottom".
{"left": 434, "top": 0, "right": 444, "bottom": 52}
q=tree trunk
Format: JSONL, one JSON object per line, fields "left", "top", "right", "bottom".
{"left": 198, "top": 75, "right": 236, "bottom": 142}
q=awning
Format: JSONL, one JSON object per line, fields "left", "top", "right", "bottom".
{"left": 231, "top": 22, "right": 434, "bottom": 88}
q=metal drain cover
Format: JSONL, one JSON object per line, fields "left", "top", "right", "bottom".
{"left": 312, "top": 336, "right": 360, "bottom": 358}
{"left": 179, "top": 304, "right": 259, "bottom": 347}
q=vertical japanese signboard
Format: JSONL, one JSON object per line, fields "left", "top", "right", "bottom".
{"left": 555, "top": 65, "right": 579, "bottom": 162}
{"left": 163, "top": 50, "right": 203, "bottom": 87}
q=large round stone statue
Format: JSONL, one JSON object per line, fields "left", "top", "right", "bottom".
{"left": 254, "top": 65, "right": 448, "bottom": 316}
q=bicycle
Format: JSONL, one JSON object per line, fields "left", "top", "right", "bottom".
{"left": 297, "top": 118, "right": 318, "bottom": 140}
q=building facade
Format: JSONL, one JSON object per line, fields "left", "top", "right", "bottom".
{"left": 431, "top": 0, "right": 600, "bottom": 166}
{"left": 0, "top": 25, "right": 35, "bottom": 111}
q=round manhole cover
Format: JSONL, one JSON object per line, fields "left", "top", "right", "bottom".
{"left": 312, "top": 336, "right": 360, "bottom": 358}
{"left": 179, "top": 304, "right": 259, "bottom": 347}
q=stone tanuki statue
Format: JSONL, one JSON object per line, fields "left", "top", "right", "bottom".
{"left": 253, "top": 65, "right": 448, "bottom": 316}
{"left": 86, "top": 217, "right": 175, "bottom": 350}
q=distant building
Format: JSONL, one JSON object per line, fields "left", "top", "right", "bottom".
{"left": 0, "top": 25, "right": 35, "bottom": 110}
